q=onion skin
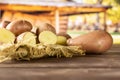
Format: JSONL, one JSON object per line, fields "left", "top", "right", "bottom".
{"left": 6, "top": 20, "right": 32, "bottom": 36}
{"left": 67, "top": 30, "right": 113, "bottom": 54}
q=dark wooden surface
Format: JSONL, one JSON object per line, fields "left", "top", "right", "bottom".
{"left": 0, "top": 44, "right": 120, "bottom": 80}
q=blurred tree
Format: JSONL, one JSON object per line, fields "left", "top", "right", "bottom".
{"left": 83, "top": 0, "right": 120, "bottom": 23}
{"left": 114, "top": 0, "right": 120, "bottom": 4}
{"left": 102, "top": 0, "right": 120, "bottom": 23}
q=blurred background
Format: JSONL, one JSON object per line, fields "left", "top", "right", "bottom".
{"left": 67, "top": 0, "right": 120, "bottom": 44}
{"left": 0, "top": 0, "right": 120, "bottom": 44}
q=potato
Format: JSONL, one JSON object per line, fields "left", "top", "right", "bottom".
{"left": 6, "top": 20, "right": 32, "bottom": 36}
{"left": 57, "top": 33, "right": 71, "bottom": 39}
{"left": 67, "top": 30, "right": 113, "bottom": 54}
{"left": 56, "top": 36, "right": 67, "bottom": 45}
{"left": 36, "top": 23, "right": 56, "bottom": 35}
{"left": 16, "top": 32, "right": 37, "bottom": 45}
{"left": 0, "top": 28, "right": 15, "bottom": 44}
{"left": 0, "top": 21, "right": 10, "bottom": 28}
{"left": 38, "top": 31, "right": 57, "bottom": 45}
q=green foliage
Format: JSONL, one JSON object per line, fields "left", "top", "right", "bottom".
{"left": 114, "top": 0, "right": 120, "bottom": 4}
{"left": 103, "top": 0, "right": 120, "bottom": 23}
{"left": 84, "top": 0, "right": 120, "bottom": 23}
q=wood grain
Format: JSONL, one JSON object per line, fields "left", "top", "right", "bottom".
{"left": 0, "top": 44, "right": 120, "bottom": 80}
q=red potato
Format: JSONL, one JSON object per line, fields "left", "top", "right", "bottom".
{"left": 67, "top": 30, "right": 113, "bottom": 54}
{"left": 57, "top": 33, "right": 71, "bottom": 39}
{"left": 56, "top": 36, "right": 67, "bottom": 45}
{"left": 38, "top": 31, "right": 57, "bottom": 45}
{"left": 36, "top": 23, "right": 56, "bottom": 35}
{"left": 16, "top": 32, "right": 37, "bottom": 45}
{"left": 6, "top": 20, "right": 32, "bottom": 36}
{"left": 0, "top": 28, "right": 15, "bottom": 44}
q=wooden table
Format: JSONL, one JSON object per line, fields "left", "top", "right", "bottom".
{"left": 0, "top": 44, "right": 120, "bottom": 80}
